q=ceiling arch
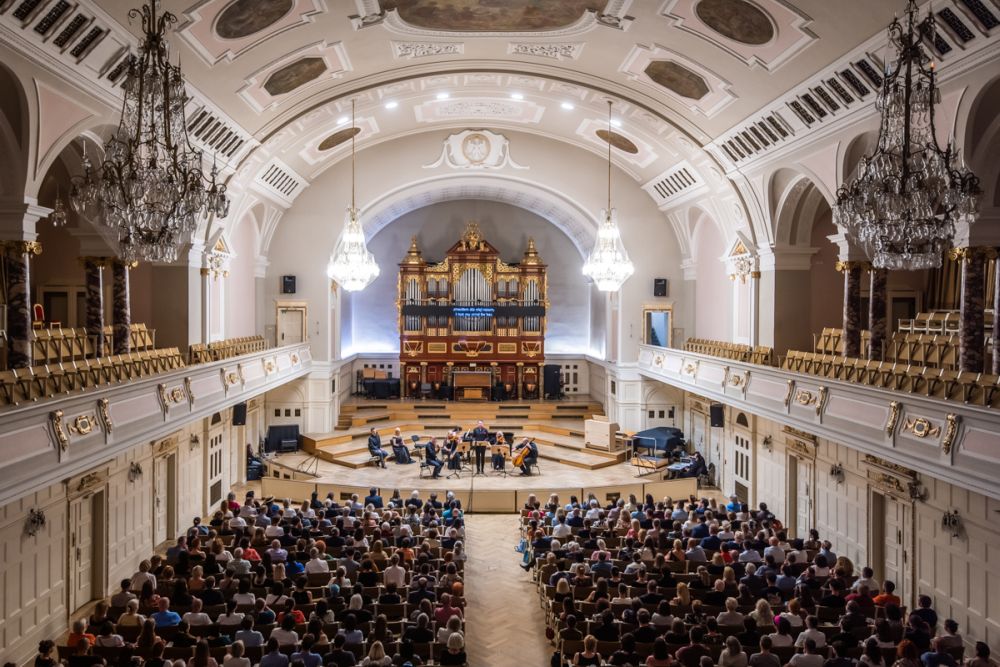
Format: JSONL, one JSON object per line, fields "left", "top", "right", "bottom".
{"left": 359, "top": 173, "right": 599, "bottom": 259}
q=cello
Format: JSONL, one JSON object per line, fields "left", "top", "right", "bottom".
{"left": 512, "top": 438, "right": 533, "bottom": 468}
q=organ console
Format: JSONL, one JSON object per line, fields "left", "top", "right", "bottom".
{"left": 397, "top": 223, "right": 548, "bottom": 400}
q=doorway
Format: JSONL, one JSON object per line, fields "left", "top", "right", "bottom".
{"left": 871, "top": 490, "right": 912, "bottom": 606}
{"left": 153, "top": 454, "right": 177, "bottom": 547}
{"left": 69, "top": 490, "right": 106, "bottom": 613}
{"left": 786, "top": 455, "right": 813, "bottom": 539}
{"left": 276, "top": 303, "right": 307, "bottom": 346}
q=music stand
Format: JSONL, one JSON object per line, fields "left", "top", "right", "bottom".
{"left": 472, "top": 440, "right": 489, "bottom": 476}
{"left": 491, "top": 444, "right": 511, "bottom": 478}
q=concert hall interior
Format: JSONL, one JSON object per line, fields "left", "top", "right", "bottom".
{"left": 2, "top": 1, "right": 1000, "bottom": 666}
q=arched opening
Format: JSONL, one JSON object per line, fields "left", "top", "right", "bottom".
{"left": 692, "top": 210, "right": 731, "bottom": 341}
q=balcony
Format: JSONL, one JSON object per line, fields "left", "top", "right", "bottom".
{"left": 637, "top": 343, "right": 1000, "bottom": 501}
{"left": 0, "top": 342, "right": 312, "bottom": 506}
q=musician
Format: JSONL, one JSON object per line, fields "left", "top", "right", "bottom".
{"left": 513, "top": 437, "right": 539, "bottom": 476}
{"left": 469, "top": 420, "right": 491, "bottom": 474}
{"left": 424, "top": 438, "right": 444, "bottom": 479}
{"left": 492, "top": 432, "right": 508, "bottom": 471}
{"left": 367, "top": 427, "right": 388, "bottom": 469}
{"left": 389, "top": 428, "right": 413, "bottom": 465}
{"left": 444, "top": 432, "right": 462, "bottom": 471}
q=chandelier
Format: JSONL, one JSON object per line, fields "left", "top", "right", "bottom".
{"left": 69, "top": 0, "right": 228, "bottom": 263}
{"left": 833, "top": 0, "right": 980, "bottom": 271}
{"left": 582, "top": 100, "right": 635, "bottom": 291}
{"left": 326, "top": 99, "right": 380, "bottom": 291}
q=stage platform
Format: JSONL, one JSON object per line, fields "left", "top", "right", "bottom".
{"left": 263, "top": 397, "right": 697, "bottom": 512}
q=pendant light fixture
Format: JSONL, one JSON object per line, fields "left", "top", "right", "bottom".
{"left": 326, "top": 98, "right": 380, "bottom": 291}
{"left": 582, "top": 100, "right": 635, "bottom": 292}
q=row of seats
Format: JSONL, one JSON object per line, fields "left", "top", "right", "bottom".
{"left": 898, "top": 310, "right": 995, "bottom": 335}
{"left": 189, "top": 336, "right": 267, "bottom": 364}
{"left": 813, "top": 328, "right": 873, "bottom": 356}
{"left": 683, "top": 339, "right": 775, "bottom": 366}
{"left": 0, "top": 348, "right": 185, "bottom": 406}
{"left": 782, "top": 350, "right": 1000, "bottom": 407}
{"left": 29, "top": 323, "right": 155, "bottom": 366}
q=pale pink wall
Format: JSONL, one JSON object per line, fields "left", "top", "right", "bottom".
{"left": 808, "top": 209, "right": 843, "bottom": 336}
{"left": 693, "top": 217, "right": 731, "bottom": 341}
{"left": 225, "top": 216, "right": 258, "bottom": 338}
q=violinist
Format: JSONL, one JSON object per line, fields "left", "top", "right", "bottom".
{"left": 445, "top": 431, "right": 462, "bottom": 472}
{"left": 389, "top": 428, "right": 413, "bottom": 465}
{"left": 492, "top": 432, "right": 508, "bottom": 471}
{"left": 512, "top": 438, "right": 538, "bottom": 476}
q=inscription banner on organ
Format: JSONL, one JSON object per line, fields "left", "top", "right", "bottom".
{"left": 397, "top": 222, "right": 548, "bottom": 400}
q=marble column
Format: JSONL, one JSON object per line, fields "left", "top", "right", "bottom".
{"left": 953, "top": 247, "right": 993, "bottom": 373}
{"left": 868, "top": 267, "right": 888, "bottom": 361}
{"left": 838, "top": 261, "right": 864, "bottom": 358}
{"left": 111, "top": 260, "right": 132, "bottom": 355}
{"left": 83, "top": 258, "right": 106, "bottom": 358}
{"left": 994, "top": 257, "right": 1000, "bottom": 375}
{"left": 4, "top": 241, "right": 40, "bottom": 368}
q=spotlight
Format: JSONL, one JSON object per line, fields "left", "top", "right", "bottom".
{"left": 510, "top": 92, "right": 524, "bottom": 100}
{"left": 436, "top": 92, "right": 450, "bottom": 100}
{"left": 336, "top": 115, "right": 349, "bottom": 125}
{"left": 610, "top": 118, "right": 622, "bottom": 128}
{"left": 384, "top": 101, "right": 398, "bottom": 109}
{"left": 561, "top": 101, "right": 575, "bottom": 110}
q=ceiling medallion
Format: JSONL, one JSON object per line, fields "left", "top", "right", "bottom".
{"left": 695, "top": 0, "right": 775, "bottom": 45}
{"left": 595, "top": 129, "right": 639, "bottom": 154}
{"left": 215, "top": 0, "right": 294, "bottom": 39}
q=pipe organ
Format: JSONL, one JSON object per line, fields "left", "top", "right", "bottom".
{"left": 397, "top": 223, "right": 547, "bottom": 400}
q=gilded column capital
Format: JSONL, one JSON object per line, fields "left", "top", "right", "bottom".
{"left": 79, "top": 256, "right": 111, "bottom": 268}
{"left": 1, "top": 240, "right": 42, "bottom": 256}
{"left": 835, "top": 260, "right": 869, "bottom": 272}
{"left": 949, "top": 246, "right": 998, "bottom": 262}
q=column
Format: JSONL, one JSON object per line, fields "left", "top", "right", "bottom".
{"left": 82, "top": 258, "right": 106, "bottom": 358}
{"left": 749, "top": 270, "right": 761, "bottom": 348}
{"left": 112, "top": 259, "right": 132, "bottom": 355}
{"left": 200, "top": 267, "right": 212, "bottom": 344}
{"left": 994, "top": 257, "right": 1000, "bottom": 375}
{"left": 837, "top": 261, "right": 864, "bottom": 358}
{"left": 3, "top": 241, "right": 41, "bottom": 368}
{"left": 952, "top": 247, "right": 994, "bottom": 373}
{"left": 868, "top": 267, "right": 888, "bottom": 361}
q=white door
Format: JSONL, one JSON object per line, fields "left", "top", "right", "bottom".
{"left": 277, "top": 309, "right": 304, "bottom": 345}
{"left": 69, "top": 495, "right": 94, "bottom": 612}
{"left": 883, "top": 496, "right": 911, "bottom": 605}
{"left": 796, "top": 459, "right": 813, "bottom": 539}
{"left": 153, "top": 457, "right": 169, "bottom": 546}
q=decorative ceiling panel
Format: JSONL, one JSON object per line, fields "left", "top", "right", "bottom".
{"left": 237, "top": 40, "right": 350, "bottom": 112}
{"left": 620, "top": 43, "right": 735, "bottom": 117}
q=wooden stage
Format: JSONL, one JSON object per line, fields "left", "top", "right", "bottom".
{"left": 261, "top": 397, "right": 698, "bottom": 513}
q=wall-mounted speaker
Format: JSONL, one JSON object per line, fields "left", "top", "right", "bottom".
{"left": 232, "top": 402, "right": 247, "bottom": 426}
{"left": 653, "top": 278, "right": 668, "bottom": 297}
{"left": 281, "top": 275, "right": 296, "bottom": 294}
{"left": 709, "top": 403, "right": 725, "bottom": 428}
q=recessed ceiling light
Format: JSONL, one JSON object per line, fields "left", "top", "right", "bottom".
{"left": 436, "top": 92, "right": 450, "bottom": 100}
{"left": 510, "top": 92, "right": 524, "bottom": 100}
{"left": 561, "top": 101, "right": 575, "bottom": 110}
{"left": 336, "top": 115, "right": 349, "bottom": 125}
{"left": 610, "top": 118, "right": 623, "bottom": 127}
{"left": 384, "top": 100, "right": 398, "bottom": 109}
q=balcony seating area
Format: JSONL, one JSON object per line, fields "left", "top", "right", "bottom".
{"left": 0, "top": 347, "right": 185, "bottom": 407}
{"left": 188, "top": 335, "right": 267, "bottom": 364}
{"left": 30, "top": 323, "right": 155, "bottom": 366}
{"left": 781, "top": 350, "right": 1000, "bottom": 407}
{"left": 897, "top": 310, "right": 994, "bottom": 334}
{"left": 683, "top": 338, "right": 775, "bottom": 365}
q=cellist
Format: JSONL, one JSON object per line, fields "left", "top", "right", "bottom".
{"left": 512, "top": 437, "right": 538, "bottom": 476}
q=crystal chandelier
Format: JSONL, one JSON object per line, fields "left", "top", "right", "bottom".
{"left": 326, "top": 99, "right": 380, "bottom": 291}
{"left": 833, "top": 0, "right": 980, "bottom": 271}
{"left": 582, "top": 100, "right": 635, "bottom": 291}
{"left": 69, "top": 0, "right": 228, "bottom": 263}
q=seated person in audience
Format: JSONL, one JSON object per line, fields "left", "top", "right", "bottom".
{"left": 571, "top": 634, "right": 602, "bottom": 667}
{"left": 324, "top": 634, "right": 357, "bottom": 667}
{"left": 67, "top": 638, "right": 104, "bottom": 667}
{"left": 794, "top": 616, "right": 826, "bottom": 649}
{"left": 434, "top": 593, "right": 463, "bottom": 625}
{"left": 633, "top": 609, "right": 661, "bottom": 643}
{"left": 967, "top": 642, "right": 998, "bottom": 667}
{"left": 873, "top": 580, "right": 901, "bottom": 607}
{"left": 151, "top": 597, "right": 181, "bottom": 628}
{"left": 234, "top": 616, "right": 264, "bottom": 648}
{"left": 789, "top": 639, "right": 825, "bottom": 667}
{"left": 819, "top": 579, "right": 848, "bottom": 609}
{"left": 67, "top": 619, "right": 96, "bottom": 649}
{"left": 720, "top": 637, "right": 748, "bottom": 667}
{"left": 278, "top": 599, "right": 306, "bottom": 625}
{"left": 135, "top": 620, "right": 161, "bottom": 650}
{"left": 110, "top": 579, "right": 137, "bottom": 609}
{"left": 608, "top": 633, "right": 642, "bottom": 667}
{"left": 438, "top": 633, "right": 467, "bottom": 666}
{"left": 270, "top": 615, "right": 300, "bottom": 647}
{"left": 704, "top": 579, "right": 729, "bottom": 606}
{"left": 828, "top": 619, "right": 861, "bottom": 650}
{"left": 646, "top": 637, "right": 675, "bottom": 667}
{"left": 676, "top": 626, "right": 711, "bottom": 667}
{"left": 305, "top": 548, "right": 330, "bottom": 575}
{"left": 560, "top": 615, "right": 584, "bottom": 642}
{"left": 388, "top": 430, "right": 413, "bottom": 465}
{"left": 402, "top": 613, "right": 434, "bottom": 643}
{"left": 169, "top": 621, "right": 198, "bottom": 648}
{"left": 435, "top": 614, "right": 463, "bottom": 645}
{"left": 859, "top": 638, "right": 887, "bottom": 667}
{"left": 824, "top": 641, "right": 858, "bottom": 667}
{"left": 841, "top": 601, "right": 870, "bottom": 633}
{"left": 846, "top": 585, "right": 876, "bottom": 611}
{"left": 224, "top": 640, "right": 251, "bottom": 667}
{"left": 853, "top": 566, "right": 878, "bottom": 593}
{"left": 367, "top": 428, "right": 388, "bottom": 468}
{"left": 718, "top": 597, "right": 746, "bottom": 626}
{"left": 920, "top": 637, "right": 958, "bottom": 667}
{"left": 937, "top": 619, "right": 962, "bottom": 650}
{"left": 378, "top": 581, "right": 403, "bottom": 605}
{"left": 253, "top": 598, "right": 276, "bottom": 625}
{"left": 93, "top": 622, "right": 124, "bottom": 648}
{"left": 768, "top": 618, "right": 795, "bottom": 648}
{"left": 292, "top": 635, "right": 324, "bottom": 667}
{"left": 592, "top": 610, "right": 620, "bottom": 642}
{"left": 117, "top": 599, "right": 145, "bottom": 628}
{"left": 260, "top": 639, "right": 290, "bottom": 667}
{"left": 640, "top": 580, "right": 666, "bottom": 605}
{"left": 665, "top": 619, "right": 691, "bottom": 645}
{"left": 407, "top": 578, "right": 436, "bottom": 605}
{"left": 750, "top": 636, "right": 781, "bottom": 667}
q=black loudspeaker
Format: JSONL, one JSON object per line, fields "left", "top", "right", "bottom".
{"left": 232, "top": 402, "right": 247, "bottom": 426}
{"left": 543, "top": 364, "right": 562, "bottom": 398}
{"left": 710, "top": 403, "right": 725, "bottom": 427}
{"left": 281, "top": 275, "right": 296, "bottom": 294}
{"left": 653, "top": 278, "right": 668, "bottom": 297}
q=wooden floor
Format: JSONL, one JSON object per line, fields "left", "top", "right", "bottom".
{"left": 464, "top": 514, "right": 551, "bottom": 667}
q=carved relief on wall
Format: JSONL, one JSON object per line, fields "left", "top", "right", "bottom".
{"left": 423, "top": 129, "right": 528, "bottom": 170}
